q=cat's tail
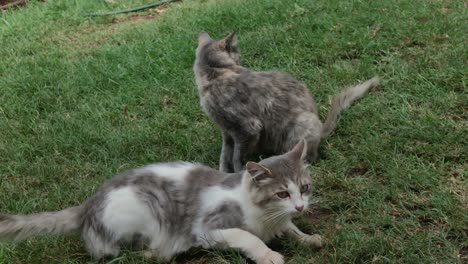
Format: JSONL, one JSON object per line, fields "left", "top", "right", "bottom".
{"left": 320, "top": 76, "right": 380, "bottom": 139}
{"left": 0, "top": 206, "right": 82, "bottom": 241}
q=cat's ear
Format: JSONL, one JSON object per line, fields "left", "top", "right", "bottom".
{"left": 288, "top": 139, "right": 308, "bottom": 161}
{"left": 198, "top": 32, "right": 212, "bottom": 45}
{"left": 246, "top": 161, "right": 272, "bottom": 184}
{"left": 219, "top": 32, "right": 238, "bottom": 51}
{"left": 225, "top": 32, "right": 238, "bottom": 47}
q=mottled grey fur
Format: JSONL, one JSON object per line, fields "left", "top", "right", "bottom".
{"left": 0, "top": 206, "right": 82, "bottom": 241}
{"left": 203, "top": 201, "right": 244, "bottom": 230}
{"left": 0, "top": 215, "right": 11, "bottom": 222}
{"left": 0, "top": 144, "right": 315, "bottom": 262}
{"left": 194, "top": 32, "right": 380, "bottom": 172}
{"left": 79, "top": 163, "right": 245, "bottom": 259}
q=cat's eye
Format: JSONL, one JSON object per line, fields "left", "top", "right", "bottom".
{"left": 300, "top": 184, "right": 310, "bottom": 193}
{"left": 276, "top": 191, "right": 290, "bottom": 199}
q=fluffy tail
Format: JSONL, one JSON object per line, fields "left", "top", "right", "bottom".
{"left": 0, "top": 206, "right": 82, "bottom": 241}
{"left": 321, "top": 76, "right": 381, "bottom": 139}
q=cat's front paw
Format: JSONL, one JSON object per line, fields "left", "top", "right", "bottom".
{"left": 302, "top": 234, "right": 323, "bottom": 248}
{"left": 257, "top": 250, "right": 284, "bottom": 264}
{"left": 142, "top": 250, "right": 172, "bottom": 262}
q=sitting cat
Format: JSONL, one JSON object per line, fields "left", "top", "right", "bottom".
{"left": 193, "top": 32, "right": 380, "bottom": 172}
{"left": 0, "top": 140, "right": 321, "bottom": 264}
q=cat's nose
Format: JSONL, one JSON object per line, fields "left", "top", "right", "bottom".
{"left": 295, "top": 205, "right": 304, "bottom": 212}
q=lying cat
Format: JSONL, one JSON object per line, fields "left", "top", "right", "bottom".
{"left": 0, "top": 140, "right": 321, "bottom": 264}
{"left": 194, "top": 32, "right": 380, "bottom": 172}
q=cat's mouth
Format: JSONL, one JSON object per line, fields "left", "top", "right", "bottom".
{"left": 288, "top": 205, "right": 307, "bottom": 217}
{"left": 291, "top": 211, "right": 304, "bottom": 217}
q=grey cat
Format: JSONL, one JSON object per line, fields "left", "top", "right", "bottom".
{"left": 194, "top": 32, "right": 380, "bottom": 172}
{"left": 0, "top": 140, "right": 321, "bottom": 264}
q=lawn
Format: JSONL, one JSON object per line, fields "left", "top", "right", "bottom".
{"left": 0, "top": 0, "right": 466, "bottom": 263}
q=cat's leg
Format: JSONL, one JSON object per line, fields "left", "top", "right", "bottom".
{"left": 142, "top": 249, "right": 172, "bottom": 262}
{"left": 82, "top": 227, "right": 120, "bottom": 259}
{"left": 232, "top": 134, "right": 259, "bottom": 172}
{"left": 202, "top": 228, "right": 284, "bottom": 264}
{"left": 219, "top": 132, "right": 235, "bottom": 172}
{"left": 305, "top": 139, "right": 320, "bottom": 163}
{"left": 285, "top": 112, "right": 322, "bottom": 162}
{"left": 141, "top": 236, "right": 174, "bottom": 262}
{"left": 283, "top": 221, "right": 323, "bottom": 248}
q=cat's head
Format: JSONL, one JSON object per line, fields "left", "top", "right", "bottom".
{"left": 195, "top": 32, "right": 241, "bottom": 67}
{"left": 245, "top": 140, "right": 312, "bottom": 217}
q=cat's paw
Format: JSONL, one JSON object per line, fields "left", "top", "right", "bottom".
{"left": 142, "top": 250, "right": 171, "bottom": 262}
{"left": 143, "top": 250, "right": 155, "bottom": 259}
{"left": 301, "top": 234, "right": 323, "bottom": 248}
{"left": 257, "top": 250, "right": 284, "bottom": 264}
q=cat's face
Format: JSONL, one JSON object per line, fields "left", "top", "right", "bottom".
{"left": 195, "top": 32, "right": 241, "bottom": 67}
{"left": 246, "top": 140, "right": 312, "bottom": 217}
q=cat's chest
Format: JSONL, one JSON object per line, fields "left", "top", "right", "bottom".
{"left": 242, "top": 212, "right": 287, "bottom": 242}
{"left": 198, "top": 96, "right": 220, "bottom": 119}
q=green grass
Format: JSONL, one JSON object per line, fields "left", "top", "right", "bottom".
{"left": 0, "top": 0, "right": 466, "bottom": 263}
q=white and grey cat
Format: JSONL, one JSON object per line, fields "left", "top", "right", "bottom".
{"left": 0, "top": 140, "right": 321, "bottom": 264}
{"left": 194, "top": 32, "right": 380, "bottom": 172}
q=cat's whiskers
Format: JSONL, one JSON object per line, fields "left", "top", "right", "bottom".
{"left": 261, "top": 208, "right": 289, "bottom": 231}
{"left": 262, "top": 211, "right": 284, "bottom": 224}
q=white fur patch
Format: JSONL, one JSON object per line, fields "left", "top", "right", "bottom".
{"left": 286, "top": 180, "right": 304, "bottom": 210}
{"left": 102, "top": 186, "right": 191, "bottom": 257}
{"left": 144, "top": 162, "right": 195, "bottom": 182}
{"left": 102, "top": 187, "right": 157, "bottom": 240}
{"left": 200, "top": 186, "right": 241, "bottom": 210}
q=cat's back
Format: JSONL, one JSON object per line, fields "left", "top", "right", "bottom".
{"left": 91, "top": 162, "right": 201, "bottom": 190}
{"left": 86, "top": 162, "right": 230, "bottom": 202}
{"left": 119, "top": 162, "right": 226, "bottom": 194}
{"left": 82, "top": 162, "right": 192, "bottom": 216}
{"left": 81, "top": 162, "right": 229, "bottom": 254}
{"left": 248, "top": 70, "right": 307, "bottom": 90}
{"left": 249, "top": 70, "right": 315, "bottom": 104}
{"left": 202, "top": 68, "right": 314, "bottom": 112}
{"left": 207, "top": 69, "right": 309, "bottom": 94}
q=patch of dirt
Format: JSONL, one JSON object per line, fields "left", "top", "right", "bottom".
{"left": 405, "top": 193, "right": 433, "bottom": 210}
{"left": 161, "top": 95, "right": 175, "bottom": 109}
{"left": 446, "top": 228, "right": 467, "bottom": 244}
{"left": 433, "top": 33, "right": 450, "bottom": 43}
{"left": 51, "top": 30, "right": 107, "bottom": 49}
{"left": 370, "top": 24, "right": 381, "bottom": 38}
{"left": 373, "top": 168, "right": 387, "bottom": 184}
{"left": 149, "top": 2, "right": 171, "bottom": 14}
{"left": 444, "top": 101, "right": 467, "bottom": 121}
{"left": 389, "top": 202, "right": 407, "bottom": 220}
{"left": 51, "top": 1, "right": 178, "bottom": 50}
{"left": 345, "top": 163, "right": 370, "bottom": 177}
{"left": 418, "top": 216, "right": 449, "bottom": 230}
{"left": 123, "top": 105, "right": 129, "bottom": 117}
{"left": 304, "top": 204, "right": 334, "bottom": 224}
{"left": 112, "top": 2, "right": 173, "bottom": 24}
{"left": 337, "top": 49, "right": 361, "bottom": 61}
{"left": 122, "top": 105, "right": 138, "bottom": 120}
{"left": 0, "top": 0, "right": 27, "bottom": 10}
{"left": 459, "top": 246, "right": 468, "bottom": 262}
{"left": 114, "top": 13, "right": 157, "bottom": 24}
{"left": 0, "top": 0, "right": 17, "bottom": 4}
{"left": 446, "top": 166, "right": 467, "bottom": 206}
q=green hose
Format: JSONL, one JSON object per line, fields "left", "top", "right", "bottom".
{"left": 85, "top": 0, "right": 176, "bottom": 17}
